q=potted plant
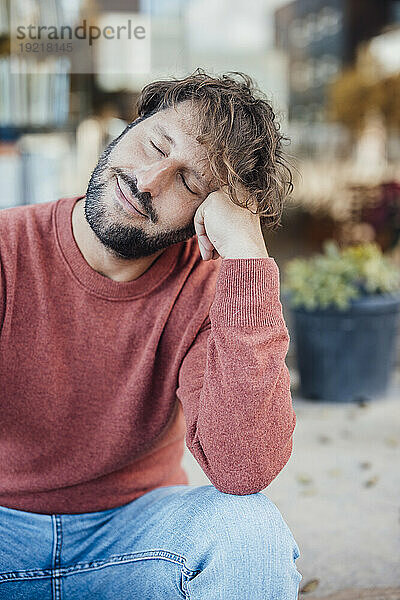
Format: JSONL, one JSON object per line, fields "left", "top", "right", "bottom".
{"left": 282, "top": 240, "right": 400, "bottom": 402}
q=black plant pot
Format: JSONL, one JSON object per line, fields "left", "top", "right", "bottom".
{"left": 287, "top": 293, "right": 400, "bottom": 402}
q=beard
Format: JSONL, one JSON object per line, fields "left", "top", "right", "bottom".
{"left": 84, "top": 119, "right": 196, "bottom": 260}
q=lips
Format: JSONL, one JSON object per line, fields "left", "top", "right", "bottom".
{"left": 115, "top": 175, "right": 148, "bottom": 217}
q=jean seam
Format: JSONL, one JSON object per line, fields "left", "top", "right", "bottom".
{"left": 51, "top": 515, "right": 63, "bottom": 600}
{"left": 0, "top": 550, "right": 200, "bottom": 579}
{"left": 180, "top": 568, "right": 200, "bottom": 600}
{"left": 61, "top": 550, "right": 196, "bottom": 599}
{"left": 0, "top": 570, "right": 53, "bottom": 583}
{"left": 60, "top": 550, "right": 192, "bottom": 576}
{"left": 180, "top": 562, "right": 202, "bottom": 599}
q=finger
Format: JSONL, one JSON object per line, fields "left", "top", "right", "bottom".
{"left": 193, "top": 204, "right": 206, "bottom": 259}
{"left": 194, "top": 203, "right": 215, "bottom": 260}
{"left": 193, "top": 202, "right": 207, "bottom": 237}
{"left": 198, "top": 237, "right": 214, "bottom": 260}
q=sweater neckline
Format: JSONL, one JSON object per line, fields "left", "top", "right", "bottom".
{"left": 54, "top": 195, "right": 182, "bottom": 300}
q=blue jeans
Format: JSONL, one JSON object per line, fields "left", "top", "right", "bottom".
{"left": 0, "top": 484, "right": 302, "bottom": 599}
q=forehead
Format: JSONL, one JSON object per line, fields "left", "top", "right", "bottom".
{"left": 150, "top": 100, "right": 200, "bottom": 139}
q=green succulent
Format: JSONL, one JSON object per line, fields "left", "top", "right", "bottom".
{"left": 282, "top": 240, "right": 400, "bottom": 311}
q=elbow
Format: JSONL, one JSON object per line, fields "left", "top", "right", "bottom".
{"left": 203, "top": 435, "right": 295, "bottom": 496}
{"left": 189, "top": 413, "right": 296, "bottom": 496}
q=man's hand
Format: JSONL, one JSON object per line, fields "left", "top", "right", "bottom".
{"left": 193, "top": 187, "right": 269, "bottom": 261}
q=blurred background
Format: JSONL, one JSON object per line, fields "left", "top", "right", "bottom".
{"left": 1, "top": 0, "right": 400, "bottom": 266}
{"left": 1, "top": 1, "right": 400, "bottom": 598}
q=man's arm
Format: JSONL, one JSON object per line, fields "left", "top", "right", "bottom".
{"left": 0, "top": 254, "right": 5, "bottom": 334}
{"left": 176, "top": 256, "right": 296, "bottom": 495}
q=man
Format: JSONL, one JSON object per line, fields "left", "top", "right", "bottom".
{"left": 0, "top": 71, "right": 301, "bottom": 599}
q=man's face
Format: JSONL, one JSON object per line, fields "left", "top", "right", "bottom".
{"left": 84, "top": 101, "right": 216, "bottom": 260}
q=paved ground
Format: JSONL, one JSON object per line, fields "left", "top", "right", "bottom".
{"left": 182, "top": 368, "right": 400, "bottom": 598}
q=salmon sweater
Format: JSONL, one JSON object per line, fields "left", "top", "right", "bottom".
{"left": 0, "top": 196, "right": 296, "bottom": 514}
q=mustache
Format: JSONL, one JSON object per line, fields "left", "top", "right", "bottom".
{"left": 112, "top": 167, "right": 156, "bottom": 222}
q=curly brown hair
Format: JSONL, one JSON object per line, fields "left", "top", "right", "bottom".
{"left": 136, "top": 69, "right": 293, "bottom": 231}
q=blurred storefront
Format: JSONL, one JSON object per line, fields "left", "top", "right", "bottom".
{"left": 270, "top": 0, "right": 400, "bottom": 271}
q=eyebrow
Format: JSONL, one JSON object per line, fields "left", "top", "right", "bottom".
{"left": 154, "top": 124, "right": 208, "bottom": 189}
{"left": 154, "top": 124, "right": 175, "bottom": 148}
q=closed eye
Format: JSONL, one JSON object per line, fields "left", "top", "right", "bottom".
{"left": 179, "top": 174, "right": 196, "bottom": 195}
{"left": 150, "top": 140, "right": 166, "bottom": 156}
{"left": 151, "top": 139, "right": 196, "bottom": 195}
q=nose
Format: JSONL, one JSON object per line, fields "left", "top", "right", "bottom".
{"left": 135, "top": 158, "right": 177, "bottom": 197}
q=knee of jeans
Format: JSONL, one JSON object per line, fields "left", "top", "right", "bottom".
{"left": 191, "top": 485, "right": 300, "bottom": 562}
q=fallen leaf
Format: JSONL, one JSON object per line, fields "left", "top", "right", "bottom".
{"left": 317, "top": 435, "right": 332, "bottom": 444}
{"left": 300, "top": 578, "right": 320, "bottom": 593}
{"left": 297, "top": 474, "right": 313, "bottom": 485}
{"left": 364, "top": 475, "right": 379, "bottom": 488}
{"left": 359, "top": 461, "right": 372, "bottom": 470}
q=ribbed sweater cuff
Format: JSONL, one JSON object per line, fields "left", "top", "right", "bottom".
{"left": 209, "top": 258, "right": 285, "bottom": 327}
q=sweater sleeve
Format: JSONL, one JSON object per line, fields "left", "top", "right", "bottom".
{"left": 176, "top": 257, "right": 296, "bottom": 495}
{"left": 0, "top": 255, "right": 4, "bottom": 333}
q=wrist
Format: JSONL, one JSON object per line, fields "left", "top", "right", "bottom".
{"left": 222, "top": 245, "right": 269, "bottom": 259}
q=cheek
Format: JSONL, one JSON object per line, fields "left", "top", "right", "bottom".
{"left": 160, "top": 194, "right": 197, "bottom": 228}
